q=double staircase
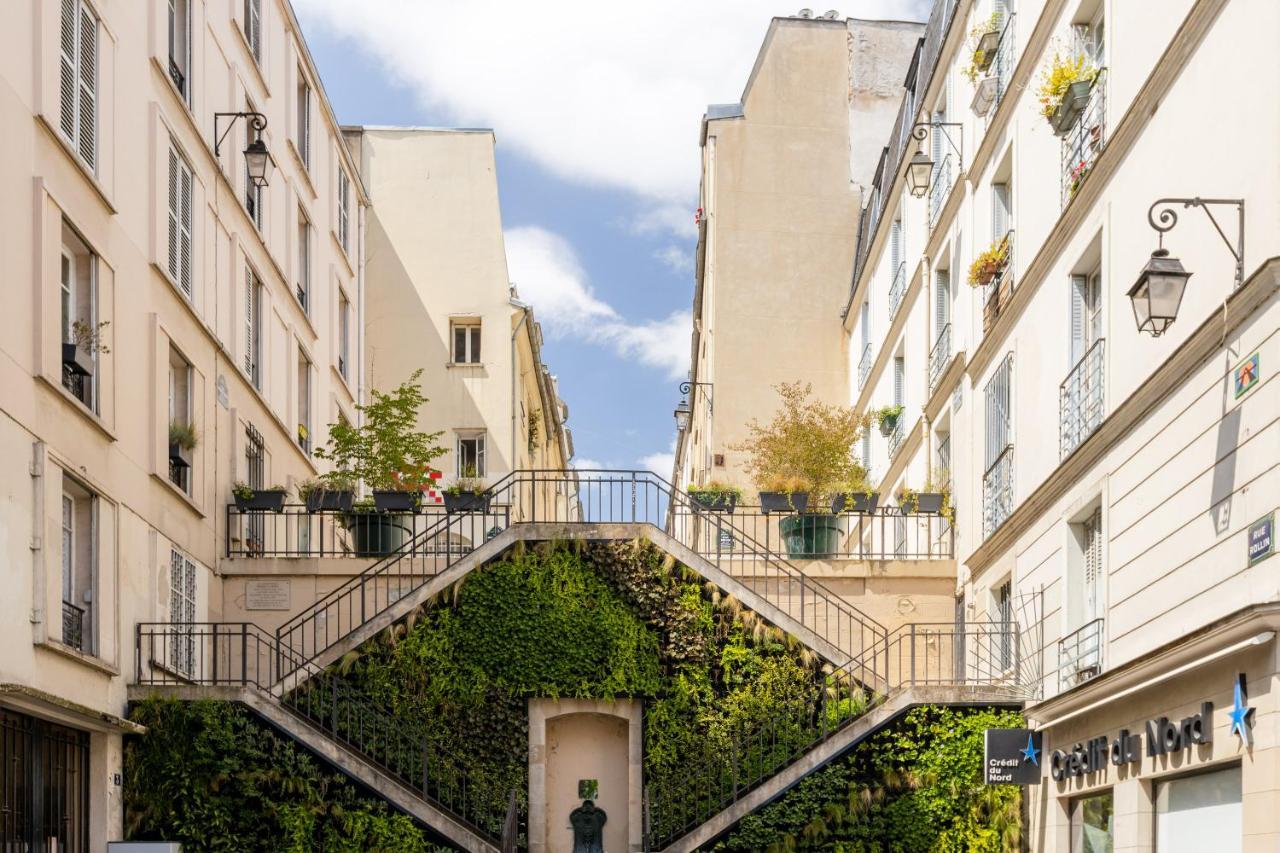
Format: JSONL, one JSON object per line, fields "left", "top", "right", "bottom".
{"left": 132, "top": 471, "right": 1021, "bottom": 852}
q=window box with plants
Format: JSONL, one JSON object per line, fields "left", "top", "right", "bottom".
{"left": 168, "top": 422, "right": 197, "bottom": 470}
{"left": 296, "top": 477, "right": 355, "bottom": 513}
{"left": 233, "top": 482, "right": 288, "bottom": 512}
{"left": 312, "top": 369, "right": 445, "bottom": 557}
{"left": 733, "top": 382, "right": 874, "bottom": 559}
{"left": 875, "top": 405, "right": 903, "bottom": 438}
{"left": 1037, "top": 48, "right": 1098, "bottom": 136}
{"left": 62, "top": 319, "right": 109, "bottom": 378}
{"left": 968, "top": 237, "right": 1011, "bottom": 289}
{"left": 832, "top": 488, "right": 880, "bottom": 515}
{"left": 687, "top": 482, "right": 743, "bottom": 514}
{"left": 442, "top": 468, "right": 489, "bottom": 514}
{"left": 963, "top": 14, "right": 1002, "bottom": 117}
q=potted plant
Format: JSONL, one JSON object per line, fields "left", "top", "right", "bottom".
{"left": 63, "top": 319, "right": 110, "bottom": 377}
{"left": 1067, "top": 158, "right": 1091, "bottom": 200}
{"left": 168, "top": 421, "right": 198, "bottom": 470}
{"left": 233, "top": 481, "right": 288, "bottom": 512}
{"left": 963, "top": 14, "right": 1003, "bottom": 116}
{"left": 687, "top": 482, "right": 744, "bottom": 514}
{"left": 967, "top": 237, "right": 1010, "bottom": 287}
{"left": 733, "top": 382, "right": 874, "bottom": 558}
{"left": 297, "top": 477, "right": 355, "bottom": 512}
{"left": 875, "top": 405, "right": 904, "bottom": 438}
{"left": 443, "top": 467, "right": 489, "bottom": 514}
{"left": 897, "top": 486, "right": 944, "bottom": 516}
{"left": 1036, "top": 47, "right": 1098, "bottom": 135}
{"left": 832, "top": 488, "right": 880, "bottom": 515}
{"left": 312, "top": 369, "right": 445, "bottom": 556}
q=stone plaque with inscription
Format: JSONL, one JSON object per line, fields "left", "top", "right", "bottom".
{"left": 245, "top": 579, "right": 291, "bottom": 611}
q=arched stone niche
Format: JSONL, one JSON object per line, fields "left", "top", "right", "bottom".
{"left": 528, "top": 698, "right": 642, "bottom": 853}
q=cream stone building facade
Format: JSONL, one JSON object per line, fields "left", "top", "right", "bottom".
{"left": 677, "top": 1, "right": 1280, "bottom": 851}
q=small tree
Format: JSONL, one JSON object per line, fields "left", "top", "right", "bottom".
{"left": 313, "top": 369, "right": 446, "bottom": 491}
{"left": 732, "top": 382, "right": 874, "bottom": 509}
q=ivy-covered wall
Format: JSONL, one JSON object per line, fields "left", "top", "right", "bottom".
{"left": 125, "top": 698, "right": 454, "bottom": 852}
{"left": 717, "top": 706, "right": 1024, "bottom": 853}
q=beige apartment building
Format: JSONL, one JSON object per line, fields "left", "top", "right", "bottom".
{"left": 677, "top": 0, "right": 1280, "bottom": 850}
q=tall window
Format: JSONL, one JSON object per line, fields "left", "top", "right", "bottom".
{"left": 60, "top": 475, "right": 95, "bottom": 655}
{"left": 297, "top": 348, "right": 311, "bottom": 453}
{"left": 296, "top": 209, "right": 310, "bottom": 311}
{"left": 168, "top": 346, "right": 193, "bottom": 493}
{"left": 244, "top": 267, "right": 262, "bottom": 389}
{"left": 1062, "top": 269, "right": 1105, "bottom": 458}
{"left": 244, "top": 103, "right": 263, "bottom": 229}
{"left": 296, "top": 70, "right": 311, "bottom": 170}
{"left": 452, "top": 320, "right": 481, "bottom": 364}
{"left": 992, "top": 578, "right": 1013, "bottom": 670}
{"left": 983, "top": 354, "right": 1014, "bottom": 536}
{"left": 243, "top": 0, "right": 262, "bottom": 62}
{"left": 60, "top": 222, "right": 98, "bottom": 411}
{"left": 167, "top": 142, "right": 194, "bottom": 298}
{"left": 167, "top": 0, "right": 191, "bottom": 102}
{"left": 457, "top": 433, "right": 486, "bottom": 477}
{"left": 337, "top": 168, "right": 351, "bottom": 255}
{"left": 992, "top": 181, "right": 1011, "bottom": 242}
{"left": 59, "top": 0, "right": 97, "bottom": 170}
{"left": 338, "top": 291, "right": 351, "bottom": 379}
{"left": 169, "top": 548, "right": 196, "bottom": 675}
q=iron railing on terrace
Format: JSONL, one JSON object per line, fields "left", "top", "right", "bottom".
{"left": 888, "top": 261, "right": 908, "bottom": 318}
{"left": 135, "top": 622, "right": 513, "bottom": 844}
{"left": 1057, "top": 617, "right": 1103, "bottom": 691}
{"left": 929, "top": 323, "right": 952, "bottom": 392}
{"left": 1060, "top": 338, "right": 1105, "bottom": 459}
{"left": 645, "top": 621, "right": 1019, "bottom": 850}
{"left": 1061, "top": 69, "right": 1107, "bottom": 208}
{"left": 887, "top": 414, "right": 907, "bottom": 459}
{"left": 858, "top": 342, "right": 874, "bottom": 390}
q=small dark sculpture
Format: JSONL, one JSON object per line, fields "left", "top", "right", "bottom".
{"left": 569, "top": 799, "right": 607, "bottom": 853}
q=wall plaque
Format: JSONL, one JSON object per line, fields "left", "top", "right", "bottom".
{"left": 245, "top": 579, "right": 291, "bottom": 611}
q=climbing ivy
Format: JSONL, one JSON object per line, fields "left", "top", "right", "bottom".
{"left": 124, "top": 698, "right": 454, "bottom": 852}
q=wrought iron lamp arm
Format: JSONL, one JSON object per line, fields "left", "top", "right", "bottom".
{"left": 213, "top": 111, "right": 269, "bottom": 158}
{"left": 910, "top": 121, "right": 964, "bottom": 167}
{"left": 1147, "top": 197, "right": 1245, "bottom": 288}
{"left": 679, "top": 381, "right": 714, "bottom": 412}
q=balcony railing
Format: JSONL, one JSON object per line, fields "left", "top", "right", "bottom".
{"left": 928, "top": 153, "right": 954, "bottom": 226}
{"left": 1061, "top": 69, "right": 1107, "bottom": 207}
{"left": 1060, "top": 338, "right": 1105, "bottom": 459}
{"left": 62, "top": 601, "right": 85, "bottom": 651}
{"left": 982, "top": 444, "right": 1014, "bottom": 537}
{"left": 888, "top": 261, "right": 908, "bottom": 318}
{"left": 991, "top": 14, "right": 1017, "bottom": 113}
{"left": 929, "top": 323, "right": 952, "bottom": 392}
{"left": 887, "top": 414, "right": 906, "bottom": 459}
{"left": 858, "top": 342, "right": 874, "bottom": 390}
{"left": 1058, "top": 617, "right": 1103, "bottom": 691}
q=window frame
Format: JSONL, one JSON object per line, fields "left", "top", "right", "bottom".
{"left": 58, "top": 0, "right": 98, "bottom": 171}
{"left": 167, "top": 0, "right": 192, "bottom": 104}
{"left": 296, "top": 68, "right": 311, "bottom": 170}
{"left": 337, "top": 167, "right": 351, "bottom": 255}
{"left": 244, "top": 265, "right": 262, "bottom": 389}
{"left": 451, "top": 320, "right": 482, "bottom": 365}
{"left": 243, "top": 0, "right": 262, "bottom": 64}
{"left": 59, "top": 223, "right": 100, "bottom": 412}
{"left": 456, "top": 432, "right": 487, "bottom": 478}
{"left": 168, "top": 547, "right": 197, "bottom": 675}
{"left": 167, "top": 346, "right": 194, "bottom": 494}
{"left": 296, "top": 207, "right": 310, "bottom": 312}
{"left": 167, "top": 141, "right": 195, "bottom": 299}
{"left": 297, "top": 345, "right": 312, "bottom": 454}
{"left": 59, "top": 474, "right": 98, "bottom": 656}
{"left": 338, "top": 289, "right": 351, "bottom": 379}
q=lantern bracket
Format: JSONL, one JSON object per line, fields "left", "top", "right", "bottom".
{"left": 213, "top": 111, "right": 269, "bottom": 158}
{"left": 910, "top": 121, "right": 964, "bottom": 167}
{"left": 679, "top": 381, "right": 714, "bottom": 414}
{"left": 1147, "top": 198, "right": 1244, "bottom": 288}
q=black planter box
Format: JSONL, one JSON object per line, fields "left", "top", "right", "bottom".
{"left": 169, "top": 443, "right": 193, "bottom": 469}
{"left": 878, "top": 415, "right": 899, "bottom": 437}
{"left": 305, "top": 489, "right": 354, "bottom": 512}
{"left": 373, "top": 490, "right": 418, "bottom": 512}
{"left": 974, "top": 29, "right": 1001, "bottom": 72}
{"left": 833, "top": 491, "right": 879, "bottom": 514}
{"left": 234, "top": 489, "right": 287, "bottom": 512}
{"left": 912, "top": 492, "right": 945, "bottom": 514}
{"left": 62, "top": 343, "right": 94, "bottom": 377}
{"left": 443, "top": 492, "right": 490, "bottom": 514}
{"left": 759, "top": 491, "right": 808, "bottom": 514}
{"left": 1051, "top": 79, "right": 1094, "bottom": 135}
{"left": 689, "top": 492, "right": 738, "bottom": 514}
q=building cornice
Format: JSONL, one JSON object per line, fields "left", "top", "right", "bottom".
{"left": 965, "top": 0, "right": 1231, "bottom": 382}
{"left": 963, "top": 257, "right": 1280, "bottom": 579}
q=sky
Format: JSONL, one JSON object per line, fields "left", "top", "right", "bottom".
{"left": 294, "top": 0, "right": 928, "bottom": 478}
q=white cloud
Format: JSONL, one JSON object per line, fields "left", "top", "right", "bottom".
{"left": 295, "top": 0, "right": 929, "bottom": 234}
{"left": 506, "top": 226, "right": 691, "bottom": 379}
{"left": 637, "top": 438, "right": 677, "bottom": 479}
{"left": 655, "top": 244, "right": 694, "bottom": 275}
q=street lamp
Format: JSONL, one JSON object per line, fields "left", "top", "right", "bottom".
{"left": 673, "top": 399, "right": 691, "bottom": 432}
{"left": 905, "top": 150, "right": 934, "bottom": 198}
{"left": 214, "top": 111, "right": 273, "bottom": 188}
{"left": 1133, "top": 198, "right": 1244, "bottom": 336}
{"left": 905, "top": 121, "right": 963, "bottom": 198}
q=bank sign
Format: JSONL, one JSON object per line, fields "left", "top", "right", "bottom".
{"left": 984, "top": 729, "right": 1043, "bottom": 784}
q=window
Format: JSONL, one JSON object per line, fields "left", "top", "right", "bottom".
{"left": 1070, "top": 789, "right": 1113, "bottom": 853}
{"left": 930, "top": 267, "right": 952, "bottom": 390}
{"left": 452, "top": 320, "right": 481, "bottom": 364}
{"left": 58, "top": 0, "right": 97, "bottom": 170}
{"left": 296, "top": 70, "right": 311, "bottom": 169}
{"left": 245, "top": 103, "right": 263, "bottom": 228}
{"left": 168, "top": 346, "right": 193, "bottom": 493}
{"left": 169, "top": 548, "right": 197, "bottom": 675}
{"left": 168, "top": 0, "right": 191, "bottom": 102}
{"left": 1061, "top": 506, "right": 1104, "bottom": 688}
{"left": 243, "top": 0, "right": 262, "bottom": 62}
{"left": 60, "top": 475, "right": 95, "bottom": 655}
{"left": 297, "top": 348, "right": 311, "bottom": 454}
{"left": 983, "top": 354, "right": 1014, "bottom": 536}
{"left": 244, "top": 266, "right": 262, "bottom": 389}
{"left": 60, "top": 222, "right": 98, "bottom": 411}
{"left": 1062, "top": 269, "right": 1105, "bottom": 457}
{"left": 992, "top": 578, "right": 1013, "bottom": 670}
{"left": 338, "top": 291, "right": 351, "bottom": 379}
{"left": 337, "top": 168, "right": 351, "bottom": 254}
{"left": 296, "top": 209, "right": 310, "bottom": 311}
{"left": 992, "top": 181, "right": 1011, "bottom": 242}
{"left": 0, "top": 708, "right": 91, "bottom": 853}
{"left": 457, "top": 433, "right": 486, "bottom": 477}
{"left": 167, "top": 142, "right": 194, "bottom": 298}
{"left": 1156, "top": 766, "right": 1242, "bottom": 853}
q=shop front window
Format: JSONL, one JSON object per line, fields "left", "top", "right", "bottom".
{"left": 1070, "top": 789, "right": 1113, "bottom": 853}
{"left": 1156, "top": 765, "right": 1242, "bottom": 853}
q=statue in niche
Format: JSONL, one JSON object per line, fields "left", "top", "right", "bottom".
{"left": 569, "top": 799, "right": 607, "bottom": 853}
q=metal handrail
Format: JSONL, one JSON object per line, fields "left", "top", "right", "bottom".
{"left": 1057, "top": 617, "right": 1103, "bottom": 690}
{"left": 929, "top": 322, "right": 952, "bottom": 391}
{"left": 858, "top": 342, "right": 874, "bottom": 390}
{"left": 887, "top": 415, "right": 906, "bottom": 458}
{"left": 888, "top": 261, "right": 908, "bottom": 318}
{"left": 982, "top": 444, "right": 1015, "bottom": 537}
{"left": 928, "top": 153, "right": 954, "bottom": 226}
{"left": 1059, "top": 338, "right": 1106, "bottom": 459}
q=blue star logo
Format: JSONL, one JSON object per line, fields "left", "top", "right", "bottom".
{"left": 1229, "top": 674, "right": 1254, "bottom": 748}
{"left": 1020, "top": 733, "right": 1040, "bottom": 766}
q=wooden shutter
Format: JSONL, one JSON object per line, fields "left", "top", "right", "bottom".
{"left": 893, "top": 356, "right": 905, "bottom": 407}
{"left": 244, "top": 268, "right": 255, "bottom": 377}
{"left": 179, "top": 159, "right": 193, "bottom": 296}
{"left": 167, "top": 148, "right": 179, "bottom": 282}
{"left": 1069, "top": 274, "right": 1087, "bottom": 365}
{"left": 935, "top": 268, "right": 950, "bottom": 330}
{"left": 76, "top": 4, "right": 96, "bottom": 168}
{"left": 59, "top": 0, "right": 77, "bottom": 140}
{"left": 890, "top": 218, "right": 902, "bottom": 271}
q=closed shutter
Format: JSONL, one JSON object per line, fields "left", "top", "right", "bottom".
{"left": 167, "top": 149, "right": 179, "bottom": 282}
{"left": 935, "top": 268, "right": 950, "bottom": 330}
{"left": 59, "top": 0, "right": 77, "bottom": 140}
{"left": 890, "top": 218, "right": 902, "bottom": 271}
{"left": 1083, "top": 508, "right": 1102, "bottom": 619}
{"left": 860, "top": 302, "right": 870, "bottom": 348}
{"left": 167, "top": 146, "right": 193, "bottom": 296}
{"left": 893, "top": 356, "right": 905, "bottom": 407}
{"left": 75, "top": 4, "right": 96, "bottom": 168}
{"left": 1069, "top": 274, "right": 1087, "bottom": 365}
{"left": 992, "top": 183, "right": 1009, "bottom": 240}
{"left": 244, "top": 268, "right": 256, "bottom": 380}
{"left": 58, "top": 0, "right": 96, "bottom": 169}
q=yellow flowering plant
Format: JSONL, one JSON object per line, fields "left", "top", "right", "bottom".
{"left": 1036, "top": 47, "right": 1098, "bottom": 120}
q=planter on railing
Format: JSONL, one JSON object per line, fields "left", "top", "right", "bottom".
{"left": 62, "top": 342, "right": 94, "bottom": 377}
{"left": 1050, "top": 78, "right": 1095, "bottom": 135}
{"left": 168, "top": 442, "right": 193, "bottom": 469}
{"left": 343, "top": 512, "right": 411, "bottom": 557}
{"left": 759, "top": 491, "right": 808, "bottom": 514}
{"left": 234, "top": 489, "right": 287, "bottom": 512}
{"left": 832, "top": 491, "right": 879, "bottom": 514}
{"left": 304, "top": 488, "right": 354, "bottom": 513}
{"left": 902, "top": 492, "right": 945, "bottom": 515}
{"left": 372, "top": 490, "right": 417, "bottom": 512}
{"left": 689, "top": 491, "right": 738, "bottom": 514}
{"left": 442, "top": 492, "right": 490, "bottom": 514}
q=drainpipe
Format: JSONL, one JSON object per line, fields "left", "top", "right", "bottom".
{"left": 510, "top": 297, "right": 530, "bottom": 477}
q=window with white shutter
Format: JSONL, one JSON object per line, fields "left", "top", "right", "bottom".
{"left": 338, "top": 291, "right": 350, "bottom": 379}
{"left": 245, "top": 267, "right": 261, "bottom": 388}
{"left": 167, "top": 143, "right": 194, "bottom": 298}
{"left": 992, "top": 182, "right": 1011, "bottom": 242}
{"left": 893, "top": 356, "right": 905, "bottom": 407}
{"left": 59, "top": 0, "right": 97, "bottom": 171}
{"left": 244, "top": 0, "right": 262, "bottom": 63}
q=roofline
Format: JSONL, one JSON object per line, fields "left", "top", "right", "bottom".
{"left": 344, "top": 125, "right": 497, "bottom": 136}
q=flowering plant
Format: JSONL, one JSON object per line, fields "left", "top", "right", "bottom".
{"left": 961, "top": 13, "right": 1001, "bottom": 83}
{"left": 1035, "top": 47, "right": 1097, "bottom": 120}
{"left": 1068, "top": 159, "right": 1091, "bottom": 199}
{"left": 967, "top": 237, "right": 1010, "bottom": 287}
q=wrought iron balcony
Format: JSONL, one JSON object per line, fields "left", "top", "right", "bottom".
{"left": 62, "top": 600, "right": 84, "bottom": 651}
{"left": 982, "top": 444, "right": 1014, "bottom": 537}
{"left": 1061, "top": 69, "right": 1107, "bottom": 207}
{"left": 858, "top": 342, "right": 874, "bottom": 390}
{"left": 929, "top": 323, "right": 952, "bottom": 392}
{"left": 1058, "top": 617, "right": 1103, "bottom": 691}
{"left": 991, "top": 14, "right": 1017, "bottom": 112}
{"left": 928, "top": 153, "right": 954, "bottom": 226}
{"left": 168, "top": 57, "right": 186, "bottom": 96}
{"left": 888, "top": 261, "right": 908, "bottom": 319}
{"left": 1060, "top": 338, "right": 1105, "bottom": 459}
{"left": 887, "top": 413, "right": 906, "bottom": 458}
